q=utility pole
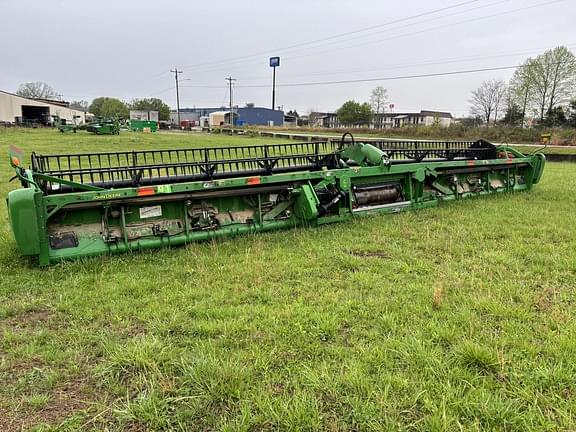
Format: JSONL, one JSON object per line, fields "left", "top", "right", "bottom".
{"left": 171, "top": 68, "right": 183, "bottom": 127}
{"left": 226, "top": 76, "right": 236, "bottom": 128}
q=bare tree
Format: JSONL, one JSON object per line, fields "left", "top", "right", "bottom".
{"left": 70, "top": 100, "right": 89, "bottom": 111}
{"left": 527, "top": 46, "right": 576, "bottom": 120}
{"left": 370, "top": 86, "right": 388, "bottom": 115}
{"left": 493, "top": 81, "right": 507, "bottom": 123}
{"left": 307, "top": 107, "right": 320, "bottom": 127}
{"left": 370, "top": 86, "right": 388, "bottom": 128}
{"left": 469, "top": 79, "right": 507, "bottom": 124}
{"left": 16, "top": 81, "right": 59, "bottom": 99}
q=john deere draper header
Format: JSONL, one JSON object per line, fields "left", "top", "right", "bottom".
{"left": 7, "top": 134, "right": 545, "bottom": 265}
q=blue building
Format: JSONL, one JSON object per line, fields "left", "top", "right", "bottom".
{"left": 236, "top": 107, "right": 283, "bottom": 126}
{"left": 171, "top": 106, "right": 283, "bottom": 127}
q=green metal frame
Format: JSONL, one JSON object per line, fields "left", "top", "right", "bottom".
{"left": 7, "top": 142, "right": 545, "bottom": 266}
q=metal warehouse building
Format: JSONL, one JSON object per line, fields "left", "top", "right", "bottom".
{"left": 0, "top": 90, "right": 89, "bottom": 125}
{"left": 171, "top": 106, "right": 284, "bottom": 127}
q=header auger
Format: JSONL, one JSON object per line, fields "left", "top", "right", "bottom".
{"left": 7, "top": 134, "right": 545, "bottom": 266}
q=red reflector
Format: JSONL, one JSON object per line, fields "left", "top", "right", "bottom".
{"left": 137, "top": 187, "right": 156, "bottom": 196}
{"left": 246, "top": 177, "right": 261, "bottom": 185}
{"left": 467, "top": 160, "right": 475, "bottom": 166}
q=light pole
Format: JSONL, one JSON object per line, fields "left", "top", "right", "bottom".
{"left": 269, "top": 57, "right": 280, "bottom": 111}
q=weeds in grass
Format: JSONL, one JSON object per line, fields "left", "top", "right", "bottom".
{"left": 432, "top": 284, "right": 444, "bottom": 310}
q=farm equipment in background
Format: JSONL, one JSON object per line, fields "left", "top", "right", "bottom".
{"left": 85, "top": 118, "right": 120, "bottom": 135}
{"left": 7, "top": 134, "right": 545, "bottom": 265}
{"left": 180, "top": 120, "right": 196, "bottom": 130}
{"left": 52, "top": 115, "right": 81, "bottom": 133}
{"left": 130, "top": 119, "right": 158, "bottom": 132}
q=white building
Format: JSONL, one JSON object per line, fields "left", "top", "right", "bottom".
{"left": 208, "top": 110, "right": 238, "bottom": 127}
{"left": 0, "top": 90, "right": 90, "bottom": 125}
{"left": 375, "top": 110, "right": 454, "bottom": 128}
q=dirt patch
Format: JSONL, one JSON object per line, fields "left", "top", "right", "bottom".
{"left": 0, "top": 309, "right": 60, "bottom": 333}
{"left": 349, "top": 250, "right": 391, "bottom": 259}
{"left": 0, "top": 374, "right": 101, "bottom": 432}
{"left": 119, "top": 322, "right": 147, "bottom": 338}
{"left": 2, "top": 356, "right": 48, "bottom": 378}
{"left": 534, "top": 285, "right": 557, "bottom": 312}
{"left": 125, "top": 422, "right": 149, "bottom": 432}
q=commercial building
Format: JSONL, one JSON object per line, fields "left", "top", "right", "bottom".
{"left": 375, "top": 110, "right": 454, "bottom": 128}
{"left": 309, "top": 112, "right": 339, "bottom": 128}
{"left": 0, "top": 90, "right": 90, "bottom": 125}
{"left": 171, "top": 106, "right": 284, "bottom": 127}
{"left": 309, "top": 110, "right": 454, "bottom": 129}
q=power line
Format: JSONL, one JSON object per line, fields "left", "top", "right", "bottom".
{"left": 125, "top": 0, "right": 566, "bottom": 96}
{"left": 177, "top": 0, "right": 564, "bottom": 76}
{"left": 253, "top": 0, "right": 513, "bottom": 68}
{"left": 146, "top": 85, "right": 176, "bottom": 96}
{"left": 259, "top": 0, "right": 567, "bottom": 72}
{"left": 142, "top": 43, "right": 576, "bottom": 97}
{"left": 179, "top": 0, "right": 482, "bottom": 72}
{"left": 236, "top": 44, "right": 576, "bottom": 82}
{"left": 203, "top": 65, "right": 523, "bottom": 89}
{"left": 279, "top": 0, "right": 512, "bottom": 55}
{"left": 175, "top": 64, "right": 532, "bottom": 91}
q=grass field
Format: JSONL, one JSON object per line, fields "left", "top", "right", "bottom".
{"left": 249, "top": 125, "right": 576, "bottom": 147}
{"left": 1, "top": 128, "right": 575, "bottom": 431}
{"left": 512, "top": 146, "right": 576, "bottom": 156}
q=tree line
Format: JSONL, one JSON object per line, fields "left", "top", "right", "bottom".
{"left": 86, "top": 97, "right": 171, "bottom": 121}
{"left": 330, "top": 86, "right": 389, "bottom": 126}
{"left": 469, "top": 46, "right": 576, "bottom": 127}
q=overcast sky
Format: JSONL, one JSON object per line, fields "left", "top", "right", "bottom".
{"left": 1, "top": 0, "right": 574, "bottom": 116}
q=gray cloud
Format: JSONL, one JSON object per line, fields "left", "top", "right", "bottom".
{"left": 1, "top": 0, "right": 573, "bottom": 116}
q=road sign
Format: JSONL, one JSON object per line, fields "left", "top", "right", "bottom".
{"left": 270, "top": 57, "right": 280, "bottom": 67}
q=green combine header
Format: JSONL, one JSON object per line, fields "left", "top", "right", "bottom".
{"left": 85, "top": 118, "right": 120, "bottom": 135}
{"left": 7, "top": 135, "right": 545, "bottom": 266}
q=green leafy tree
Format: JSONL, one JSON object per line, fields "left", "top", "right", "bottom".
{"left": 542, "top": 106, "right": 567, "bottom": 127}
{"left": 527, "top": 46, "right": 576, "bottom": 120}
{"left": 130, "top": 98, "right": 171, "bottom": 121}
{"left": 336, "top": 100, "right": 373, "bottom": 126}
{"left": 89, "top": 97, "right": 129, "bottom": 118}
{"left": 501, "top": 103, "right": 524, "bottom": 126}
{"left": 567, "top": 100, "right": 576, "bottom": 127}
{"left": 509, "top": 61, "right": 535, "bottom": 126}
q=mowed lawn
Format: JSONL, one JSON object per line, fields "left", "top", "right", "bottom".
{"left": 0, "top": 128, "right": 575, "bottom": 431}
